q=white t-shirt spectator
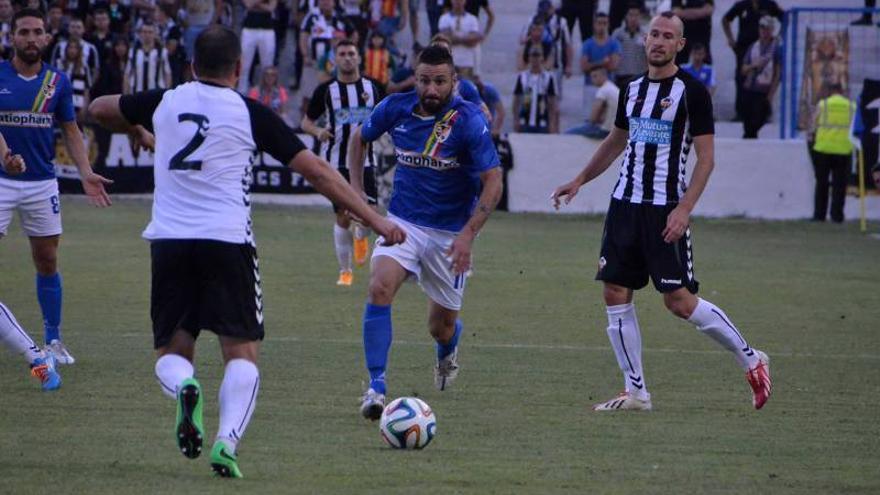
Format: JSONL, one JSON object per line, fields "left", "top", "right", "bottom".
{"left": 438, "top": 11, "right": 480, "bottom": 69}
{"left": 595, "top": 79, "right": 619, "bottom": 131}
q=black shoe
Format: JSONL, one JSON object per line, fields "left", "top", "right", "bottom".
{"left": 851, "top": 16, "right": 873, "bottom": 26}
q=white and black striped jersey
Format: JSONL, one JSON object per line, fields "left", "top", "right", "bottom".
{"left": 612, "top": 69, "right": 714, "bottom": 205}
{"left": 119, "top": 81, "right": 306, "bottom": 245}
{"left": 51, "top": 38, "right": 100, "bottom": 81}
{"left": 125, "top": 45, "right": 171, "bottom": 93}
{"left": 306, "top": 76, "right": 383, "bottom": 170}
{"left": 513, "top": 70, "right": 556, "bottom": 129}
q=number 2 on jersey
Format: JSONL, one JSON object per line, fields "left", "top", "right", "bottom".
{"left": 169, "top": 113, "right": 210, "bottom": 170}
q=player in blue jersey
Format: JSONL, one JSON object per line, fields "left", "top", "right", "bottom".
{"left": 0, "top": 9, "right": 113, "bottom": 365}
{"left": 348, "top": 45, "right": 503, "bottom": 420}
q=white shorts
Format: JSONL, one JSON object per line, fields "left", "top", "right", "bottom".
{"left": 0, "top": 177, "right": 62, "bottom": 238}
{"left": 372, "top": 215, "right": 469, "bottom": 311}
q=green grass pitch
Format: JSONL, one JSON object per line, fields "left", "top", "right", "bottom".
{"left": 1, "top": 198, "right": 878, "bottom": 494}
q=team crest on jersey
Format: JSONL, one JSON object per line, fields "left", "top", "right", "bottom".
{"left": 660, "top": 96, "right": 674, "bottom": 109}
{"left": 31, "top": 70, "right": 61, "bottom": 113}
{"left": 423, "top": 109, "right": 459, "bottom": 157}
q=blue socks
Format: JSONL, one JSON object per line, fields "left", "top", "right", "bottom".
{"left": 363, "top": 303, "right": 392, "bottom": 395}
{"left": 36, "top": 273, "right": 62, "bottom": 344}
{"left": 437, "top": 319, "right": 462, "bottom": 360}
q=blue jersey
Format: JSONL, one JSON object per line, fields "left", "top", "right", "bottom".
{"left": 457, "top": 79, "right": 483, "bottom": 108}
{"left": 361, "top": 91, "right": 499, "bottom": 232}
{"left": 0, "top": 62, "right": 75, "bottom": 181}
{"left": 681, "top": 63, "right": 715, "bottom": 89}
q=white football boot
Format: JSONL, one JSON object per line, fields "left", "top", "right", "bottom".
{"left": 434, "top": 347, "right": 459, "bottom": 391}
{"left": 46, "top": 339, "right": 75, "bottom": 365}
{"left": 592, "top": 391, "right": 653, "bottom": 411}
{"left": 360, "top": 387, "right": 385, "bottom": 421}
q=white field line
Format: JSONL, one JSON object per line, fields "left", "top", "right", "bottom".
{"left": 116, "top": 333, "right": 880, "bottom": 361}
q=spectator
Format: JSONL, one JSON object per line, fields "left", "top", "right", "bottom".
{"left": 474, "top": 73, "right": 504, "bottom": 136}
{"left": 565, "top": 66, "right": 618, "bottom": 139}
{"left": 58, "top": 40, "right": 91, "bottom": 123}
{"left": 525, "top": 1, "right": 572, "bottom": 98}
{"left": 373, "top": 0, "right": 408, "bottom": 54}
{"left": 92, "top": 36, "right": 129, "bottom": 99}
{"left": 722, "top": 0, "right": 783, "bottom": 120}
{"left": 51, "top": 17, "right": 100, "bottom": 83}
{"left": 440, "top": 0, "right": 494, "bottom": 35}
{"left": 673, "top": 0, "right": 714, "bottom": 65}
{"left": 611, "top": 3, "right": 646, "bottom": 88}
{"left": 43, "top": 3, "right": 66, "bottom": 64}
{"left": 239, "top": 0, "right": 278, "bottom": 93}
{"left": 810, "top": 83, "right": 855, "bottom": 223}
{"left": 851, "top": 0, "right": 876, "bottom": 26}
{"left": 426, "top": 0, "right": 442, "bottom": 38}
{"left": 0, "top": 0, "right": 12, "bottom": 60}
{"left": 387, "top": 43, "right": 421, "bottom": 93}
{"left": 340, "top": 0, "right": 369, "bottom": 51}
{"left": 438, "top": 0, "right": 482, "bottom": 78}
{"left": 88, "top": 8, "right": 116, "bottom": 64}
{"left": 248, "top": 66, "right": 291, "bottom": 122}
{"left": 365, "top": 31, "right": 395, "bottom": 87}
{"left": 579, "top": 12, "right": 619, "bottom": 116}
{"left": 513, "top": 48, "right": 558, "bottom": 134}
{"left": 300, "top": 0, "right": 351, "bottom": 102}
{"left": 519, "top": 20, "right": 552, "bottom": 71}
{"left": 104, "top": 0, "right": 132, "bottom": 35}
{"left": 610, "top": 0, "right": 643, "bottom": 33}
{"left": 123, "top": 22, "right": 171, "bottom": 93}
{"left": 740, "top": 16, "right": 780, "bottom": 139}
{"left": 681, "top": 42, "right": 715, "bottom": 96}
{"left": 154, "top": 5, "right": 187, "bottom": 86}
{"left": 559, "top": 0, "right": 594, "bottom": 42}
{"left": 180, "top": 0, "right": 221, "bottom": 63}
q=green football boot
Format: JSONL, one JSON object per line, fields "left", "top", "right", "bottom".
{"left": 175, "top": 377, "right": 204, "bottom": 459}
{"left": 210, "top": 440, "right": 243, "bottom": 478}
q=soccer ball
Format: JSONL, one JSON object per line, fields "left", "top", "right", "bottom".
{"left": 379, "top": 397, "right": 437, "bottom": 449}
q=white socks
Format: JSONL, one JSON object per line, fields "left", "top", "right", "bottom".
{"left": 688, "top": 298, "right": 759, "bottom": 371}
{"left": 606, "top": 303, "right": 648, "bottom": 400}
{"left": 333, "top": 223, "right": 353, "bottom": 272}
{"left": 155, "top": 353, "right": 194, "bottom": 399}
{"left": 216, "top": 359, "right": 260, "bottom": 453}
{"left": 0, "top": 301, "right": 43, "bottom": 364}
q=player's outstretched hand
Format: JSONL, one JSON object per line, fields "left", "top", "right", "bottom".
{"left": 550, "top": 180, "right": 581, "bottom": 210}
{"left": 374, "top": 218, "right": 406, "bottom": 246}
{"left": 447, "top": 233, "right": 474, "bottom": 275}
{"left": 662, "top": 204, "right": 690, "bottom": 243}
{"left": 2, "top": 151, "right": 26, "bottom": 175}
{"left": 81, "top": 172, "right": 114, "bottom": 207}
{"left": 317, "top": 128, "right": 334, "bottom": 142}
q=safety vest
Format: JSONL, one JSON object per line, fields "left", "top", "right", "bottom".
{"left": 813, "top": 94, "right": 855, "bottom": 156}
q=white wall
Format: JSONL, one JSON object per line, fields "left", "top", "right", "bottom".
{"left": 507, "top": 133, "right": 880, "bottom": 220}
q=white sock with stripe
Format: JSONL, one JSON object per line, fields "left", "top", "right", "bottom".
{"left": 216, "top": 358, "right": 260, "bottom": 453}
{"left": 688, "top": 298, "right": 759, "bottom": 371}
{"left": 0, "top": 301, "right": 43, "bottom": 364}
{"left": 605, "top": 303, "right": 649, "bottom": 400}
{"left": 155, "top": 354, "right": 194, "bottom": 399}
{"left": 333, "top": 223, "right": 353, "bottom": 271}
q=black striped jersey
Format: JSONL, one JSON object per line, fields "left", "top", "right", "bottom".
{"left": 612, "top": 69, "right": 714, "bottom": 205}
{"left": 306, "top": 76, "right": 383, "bottom": 170}
{"left": 119, "top": 81, "right": 306, "bottom": 245}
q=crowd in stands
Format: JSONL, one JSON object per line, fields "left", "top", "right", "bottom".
{"left": 0, "top": 0, "right": 855, "bottom": 142}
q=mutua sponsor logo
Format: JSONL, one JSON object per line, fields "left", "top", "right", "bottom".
{"left": 629, "top": 117, "right": 672, "bottom": 145}
{"left": 395, "top": 149, "right": 459, "bottom": 171}
{"left": 0, "top": 111, "right": 53, "bottom": 128}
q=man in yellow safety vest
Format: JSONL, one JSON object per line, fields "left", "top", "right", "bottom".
{"left": 811, "top": 83, "right": 855, "bottom": 223}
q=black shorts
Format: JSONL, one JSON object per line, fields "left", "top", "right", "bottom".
{"left": 151, "top": 239, "right": 264, "bottom": 349}
{"left": 595, "top": 199, "right": 699, "bottom": 294}
{"left": 333, "top": 167, "right": 377, "bottom": 214}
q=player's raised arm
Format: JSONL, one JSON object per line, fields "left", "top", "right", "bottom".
{"left": 90, "top": 90, "right": 166, "bottom": 152}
